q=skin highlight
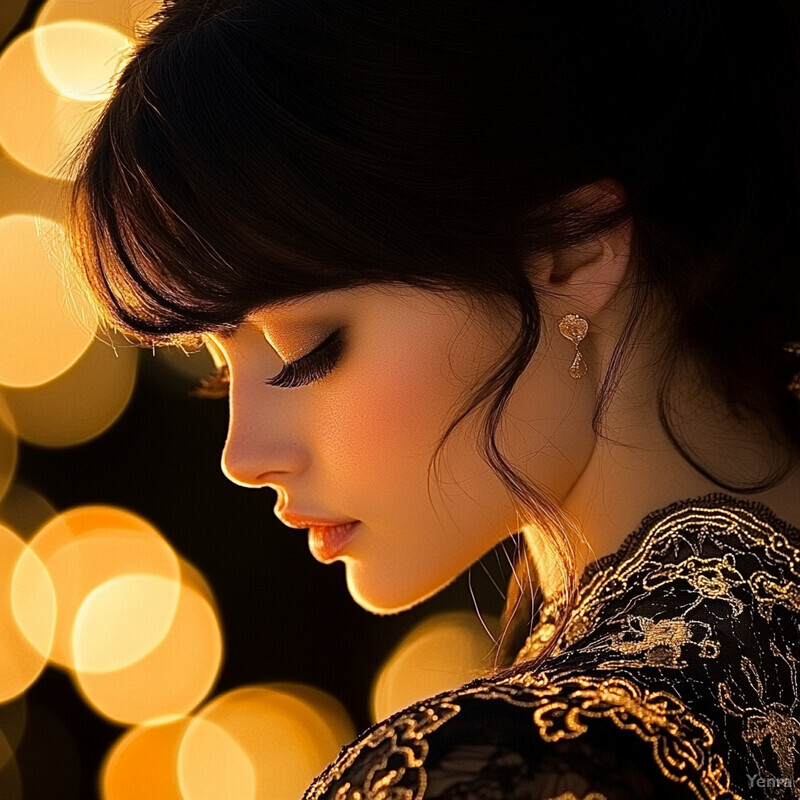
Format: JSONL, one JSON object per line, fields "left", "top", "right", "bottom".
{"left": 210, "top": 283, "right": 571, "bottom": 612}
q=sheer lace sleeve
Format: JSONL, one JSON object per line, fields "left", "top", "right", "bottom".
{"left": 422, "top": 695, "right": 698, "bottom": 800}
{"left": 306, "top": 689, "right": 700, "bottom": 799}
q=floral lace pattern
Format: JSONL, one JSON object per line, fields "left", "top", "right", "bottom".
{"left": 305, "top": 494, "right": 800, "bottom": 799}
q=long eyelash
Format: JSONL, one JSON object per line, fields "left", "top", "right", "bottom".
{"left": 193, "top": 329, "right": 345, "bottom": 398}
{"left": 265, "top": 329, "right": 345, "bottom": 389}
{"left": 193, "top": 364, "right": 230, "bottom": 399}
{"left": 191, "top": 330, "right": 344, "bottom": 400}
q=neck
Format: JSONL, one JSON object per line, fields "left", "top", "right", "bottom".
{"left": 524, "top": 316, "right": 800, "bottom": 602}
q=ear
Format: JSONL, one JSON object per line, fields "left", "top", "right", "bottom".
{"left": 527, "top": 181, "right": 632, "bottom": 320}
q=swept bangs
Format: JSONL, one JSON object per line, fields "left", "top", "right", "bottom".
{"left": 68, "top": 0, "right": 538, "bottom": 345}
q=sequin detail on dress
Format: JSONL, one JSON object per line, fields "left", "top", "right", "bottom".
{"left": 305, "top": 494, "right": 800, "bottom": 799}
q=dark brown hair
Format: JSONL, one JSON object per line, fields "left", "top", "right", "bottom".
{"left": 69, "top": 0, "right": 800, "bottom": 668}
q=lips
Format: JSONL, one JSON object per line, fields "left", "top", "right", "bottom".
{"left": 278, "top": 511, "right": 359, "bottom": 529}
{"left": 276, "top": 511, "right": 360, "bottom": 563}
{"left": 307, "top": 521, "right": 360, "bottom": 563}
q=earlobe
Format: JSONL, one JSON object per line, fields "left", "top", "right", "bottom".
{"left": 528, "top": 180, "right": 632, "bottom": 320}
{"left": 549, "top": 221, "right": 632, "bottom": 319}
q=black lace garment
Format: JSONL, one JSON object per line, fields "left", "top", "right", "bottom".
{"left": 304, "top": 493, "right": 800, "bottom": 800}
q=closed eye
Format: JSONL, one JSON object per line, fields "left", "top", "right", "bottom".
{"left": 265, "top": 328, "right": 345, "bottom": 388}
{"left": 194, "top": 328, "right": 346, "bottom": 398}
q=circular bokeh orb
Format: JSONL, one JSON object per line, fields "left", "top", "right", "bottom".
{"left": 25, "top": 505, "right": 181, "bottom": 668}
{"left": 36, "top": 0, "right": 161, "bottom": 38}
{"left": 0, "top": 215, "right": 97, "bottom": 387}
{"left": 74, "top": 577, "right": 222, "bottom": 725}
{"left": 0, "top": 33, "right": 105, "bottom": 178}
{"left": 1, "top": 336, "right": 138, "bottom": 448}
{"left": 33, "top": 20, "right": 133, "bottom": 102}
{"left": 179, "top": 684, "right": 354, "bottom": 800}
{"left": 372, "top": 611, "right": 494, "bottom": 722}
{"left": 101, "top": 716, "right": 192, "bottom": 800}
{"left": 0, "top": 524, "right": 56, "bottom": 703}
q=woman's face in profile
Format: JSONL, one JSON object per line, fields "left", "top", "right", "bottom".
{"left": 208, "top": 284, "right": 594, "bottom": 612}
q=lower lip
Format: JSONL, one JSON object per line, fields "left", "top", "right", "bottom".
{"left": 308, "top": 522, "right": 360, "bottom": 563}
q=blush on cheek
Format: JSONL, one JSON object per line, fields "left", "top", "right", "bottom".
{"left": 313, "top": 293, "right": 494, "bottom": 499}
{"left": 376, "top": 367, "right": 440, "bottom": 443}
{"left": 315, "top": 349, "right": 459, "bottom": 496}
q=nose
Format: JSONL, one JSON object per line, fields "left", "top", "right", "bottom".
{"left": 221, "top": 389, "right": 309, "bottom": 489}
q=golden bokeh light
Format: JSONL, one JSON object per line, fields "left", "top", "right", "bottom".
{"left": 10, "top": 541, "right": 58, "bottom": 667}
{"left": 31, "top": 504, "right": 156, "bottom": 545}
{"left": 0, "top": 147, "right": 65, "bottom": 223}
{"left": 0, "top": 396, "right": 17, "bottom": 506}
{"left": 0, "top": 524, "right": 55, "bottom": 703}
{"left": 101, "top": 717, "right": 192, "bottom": 800}
{"left": 1, "top": 335, "right": 138, "bottom": 448}
{"left": 25, "top": 505, "right": 181, "bottom": 667}
{"left": 269, "top": 682, "right": 355, "bottom": 753}
{"left": 0, "top": 484, "right": 57, "bottom": 540}
{"left": 0, "top": 215, "right": 97, "bottom": 387}
{"left": 371, "top": 611, "right": 493, "bottom": 723}
{"left": 74, "top": 579, "right": 222, "bottom": 725}
{"left": 73, "top": 574, "right": 183, "bottom": 674}
{"left": 33, "top": 20, "right": 133, "bottom": 102}
{"left": 178, "top": 717, "right": 256, "bottom": 800}
{"left": 180, "top": 684, "right": 354, "bottom": 800}
{"left": 37, "top": 0, "right": 161, "bottom": 38}
{"left": 0, "top": 32, "right": 105, "bottom": 178}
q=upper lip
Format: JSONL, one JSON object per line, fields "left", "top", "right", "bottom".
{"left": 278, "top": 511, "right": 359, "bottom": 529}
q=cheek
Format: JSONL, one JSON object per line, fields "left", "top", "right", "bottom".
{"left": 315, "top": 352, "right": 455, "bottom": 486}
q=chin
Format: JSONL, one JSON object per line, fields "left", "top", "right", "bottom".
{"left": 344, "top": 561, "right": 458, "bottom": 615}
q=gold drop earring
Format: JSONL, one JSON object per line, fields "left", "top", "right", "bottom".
{"left": 558, "top": 313, "right": 589, "bottom": 378}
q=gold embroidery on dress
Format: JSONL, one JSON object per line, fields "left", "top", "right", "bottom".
{"left": 750, "top": 571, "right": 800, "bottom": 621}
{"left": 467, "top": 671, "right": 743, "bottom": 800}
{"left": 508, "top": 504, "right": 800, "bottom": 799}
{"left": 717, "top": 645, "right": 800, "bottom": 793}
{"left": 305, "top": 701, "right": 461, "bottom": 800}
{"left": 533, "top": 506, "right": 800, "bottom": 655}
{"left": 594, "top": 616, "right": 719, "bottom": 670}
{"left": 643, "top": 553, "right": 746, "bottom": 616}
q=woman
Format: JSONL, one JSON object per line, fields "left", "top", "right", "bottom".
{"left": 68, "top": 0, "right": 800, "bottom": 796}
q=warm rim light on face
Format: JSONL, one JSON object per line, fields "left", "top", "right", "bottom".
{"left": 208, "top": 284, "right": 593, "bottom": 614}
